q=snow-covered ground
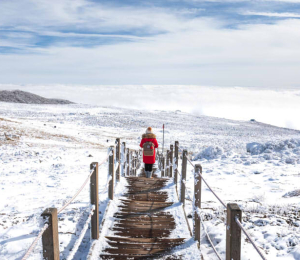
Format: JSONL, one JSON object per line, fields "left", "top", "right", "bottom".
{"left": 0, "top": 101, "right": 299, "bottom": 259}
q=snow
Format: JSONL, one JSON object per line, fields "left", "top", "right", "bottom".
{"left": 0, "top": 101, "right": 300, "bottom": 259}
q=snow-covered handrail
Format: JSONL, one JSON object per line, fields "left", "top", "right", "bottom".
{"left": 21, "top": 223, "right": 49, "bottom": 260}
{"left": 186, "top": 156, "right": 226, "bottom": 209}
{"left": 21, "top": 147, "right": 113, "bottom": 260}
{"left": 186, "top": 157, "right": 195, "bottom": 167}
{"left": 177, "top": 143, "right": 267, "bottom": 260}
{"left": 66, "top": 206, "right": 95, "bottom": 260}
{"left": 235, "top": 217, "right": 267, "bottom": 260}
{"left": 58, "top": 164, "right": 97, "bottom": 214}
{"left": 199, "top": 213, "right": 223, "bottom": 260}
{"left": 58, "top": 149, "right": 111, "bottom": 214}
{"left": 199, "top": 173, "right": 226, "bottom": 209}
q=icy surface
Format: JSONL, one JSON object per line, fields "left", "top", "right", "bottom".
{"left": 0, "top": 102, "right": 299, "bottom": 259}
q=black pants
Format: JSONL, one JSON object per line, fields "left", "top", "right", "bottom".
{"left": 145, "top": 164, "right": 153, "bottom": 172}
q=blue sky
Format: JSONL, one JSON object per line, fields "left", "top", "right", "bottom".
{"left": 1, "top": 0, "right": 300, "bottom": 86}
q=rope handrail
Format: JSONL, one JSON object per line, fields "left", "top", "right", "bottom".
{"left": 58, "top": 164, "right": 96, "bottom": 214}
{"left": 199, "top": 213, "right": 222, "bottom": 260}
{"left": 22, "top": 149, "right": 112, "bottom": 260}
{"left": 186, "top": 157, "right": 195, "bottom": 167}
{"left": 235, "top": 217, "right": 267, "bottom": 260}
{"left": 198, "top": 172, "right": 226, "bottom": 209}
{"left": 58, "top": 150, "right": 111, "bottom": 214}
{"left": 181, "top": 180, "right": 193, "bottom": 202}
{"left": 21, "top": 223, "right": 49, "bottom": 260}
{"left": 177, "top": 144, "right": 267, "bottom": 260}
{"left": 66, "top": 206, "right": 95, "bottom": 260}
{"left": 186, "top": 155, "right": 226, "bottom": 209}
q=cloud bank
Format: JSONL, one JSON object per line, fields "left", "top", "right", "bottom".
{"left": 1, "top": 84, "right": 300, "bottom": 131}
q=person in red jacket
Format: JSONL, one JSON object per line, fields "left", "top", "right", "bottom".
{"left": 140, "top": 127, "right": 159, "bottom": 178}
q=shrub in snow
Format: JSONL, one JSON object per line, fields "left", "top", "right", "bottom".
{"left": 283, "top": 189, "right": 300, "bottom": 198}
{"left": 246, "top": 138, "right": 300, "bottom": 164}
{"left": 194, "top": 146, "right": 224, "bottom": 160}
{"left": 254, "top": 219, "right": 270, "bottom": 226}
{"left": 246, "top": 142, "right": 265, "bottom": 155}
{"left": 285, "top": 158, "right": 295, "bottom": 164}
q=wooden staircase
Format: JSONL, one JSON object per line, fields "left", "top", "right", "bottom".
{"left": 100, "top": 172, "right": 185, "bottom": 259}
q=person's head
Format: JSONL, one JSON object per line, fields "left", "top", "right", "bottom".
{"left": 146, "top": 127, "right": 153, "bottom": 134}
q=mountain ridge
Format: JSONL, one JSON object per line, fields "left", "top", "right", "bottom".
{"left": 0, "top": 90, "right": 74, "bottom": 104}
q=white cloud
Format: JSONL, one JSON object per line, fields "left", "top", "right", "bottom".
{"left": 1, "top": 1, "right": 300, "bottom": 87}
{"left": 1, "top": 17, "right": 300, "bottom": 87}
{"left": 242, "top": 11, "right": 300, "bottom": 18}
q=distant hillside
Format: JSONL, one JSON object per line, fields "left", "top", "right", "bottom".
{"left": 0, "top": 90, "right": 74, "bottom": 104}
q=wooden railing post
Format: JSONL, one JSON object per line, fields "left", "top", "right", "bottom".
{"left": 159, "top": 154, "right": 162, "bottom": 171}
{"left": 181, "top": 150, "right": 187, "bottom": 205}
{"left": 116, "top": 138, "right": 121, "bottom": 181}
{"left": 226, "top": 203, "right": 242, "bottom": 260}
{"left": 126, "top": 148, "right": 130, "bottom": 176}
{"left": 131, "top": 151, "right": 134, "bottom": 176}
{"left": 194, "top": 164, "right": 202, "bottom": 244}
{"left": 122, "top": 142, "right": 126, "bottom": 176}
{"left": 90, "top": 162, "right": 99, "bottom": 239}
{"left": 41, "top": 208, "right": 59, "bottom": 260}
{"left": 161, "top": 156, "right": 165, "bottom": 177}
{"left": 134, "top": 156, "right": 137, "bottom": 176}
{"left": 109, "top": 146, "right": 115, "bottom": 200}
{"left": 174, "top": 141, "right": 179, "bottom": 186}
{"left": 170, "top": 145, "right": 173, "bottom": 177}
{"left": 136, "top": 150, "right": 140, "bottom": 170}
{"left": 166, "top": 150, "right": 170, "bottom": 177}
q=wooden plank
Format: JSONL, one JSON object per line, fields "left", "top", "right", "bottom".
{"left": 100, "top": 254, "right": 182, "bottom": 260}
{"left": 107, "top": 242, "right": 182, "bottom": 249}
{"left": 104, "top": 248, "right": 170, "bottom": 255}
{"left": 105, "top": 236, "right": 185, "bottom": 243}
{"left": 115, "top": 223, "right": 176, "bottom": 228}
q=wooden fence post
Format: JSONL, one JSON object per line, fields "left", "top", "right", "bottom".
{"left": 158, "top": 154, "right": 162, "bottom": 171}
{"left": 226, "top": 203, "right": 242, "bottom": 260}
{"left": 135, "top": 157, "right": 137, "bottom": 176}
{"left": 136, "top": 151, "right": 140, "bottom": 170}
{"left": 90, "top": 162, "right": 99, "bottom": 239}
{"left": 181, "top": 150, "right": 187, "bottom": 205}
{"left": 109, "top": 146, "right": 115, "bottom": 200}
{"left": 126, "top": 148, "right": 130, "bottom": 176}
{"left": 116, "top": 138, "right": 121, "bottom": 181}
{"left": 41, "top": 208, "right": 59, "bottom": 260}
{"left": 174, "top": 141, "right": 179, "bottom": 187}
{"left": 161, "top": 156, "right": 165, "bottom": 177}
{"left": 166, "top": 150, "right": 170, "bottom": 177}
{"left": 194, "top": 164, "right": 202, "bottom": 244}
{"left": 122, "top": 142, "right": 126, "bottom": 176}
{"left": 170, "top": 145, "right": 173, "bottom": 177}
{"left": 131, "top": 151, "right": 134, "bottom": 176}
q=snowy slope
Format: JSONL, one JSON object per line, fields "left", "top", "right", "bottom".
{"left": 0, "top": 102, "right": 299, "bottom": 259}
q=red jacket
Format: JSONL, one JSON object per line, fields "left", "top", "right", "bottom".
{"left": 140, "top": 133, "right": 159, "bottom": 164}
